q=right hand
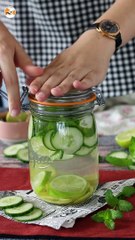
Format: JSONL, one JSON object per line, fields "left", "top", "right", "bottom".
{"left": 0, "top": 22, "right": 43, "bottom": 116}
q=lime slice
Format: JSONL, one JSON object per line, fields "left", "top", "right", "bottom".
{"left": 40, "top": 194, "right": 72, "bottom": 205}
{"left": 33, "top": 171, "right": 52, "bottom": 193}
{"left": 73, "top": 186, "right": 93, "bottom": 204}
{"left": 6, "top": 111, "right": 28, "bottom": 122}
{"left": 48, "top": 174, "right": 89, "bottom": 199}
{"left": 84, "top": 174, "right": 98, "bottom": 187}
{"left": 30, "top": 136, "right": 55, "bottom": 157}
{"left": 115, "top": 128, "right": 135, "bottom": 148}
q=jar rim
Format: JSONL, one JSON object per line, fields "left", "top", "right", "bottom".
{"left": 29, "top": 92, "right": 96, "bottom": 106}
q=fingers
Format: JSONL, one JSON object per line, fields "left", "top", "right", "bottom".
{"left": 28, "top": 61, "right": 70, "bottom": 99}
{"left": 0, "top": 55, "right": 20, "bottom": 115}
{"left": 15, "top": 42, "right": 44, "bottom": 78}
{"left": 50, "top": 69, "right": 86, "bottom": 96}
{"left": 31, "top": 66, "right": 88, "bottom": 101}
{"left": 73, "top": 71, "right": 105, "bottom": 91}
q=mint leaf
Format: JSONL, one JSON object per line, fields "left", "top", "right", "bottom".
{"left": 110, "top": 209, "right": 123, "bottom": 220}
{"left": 104, "top": 219, "right": 115, "bottom": 230}
{"left": 91, "top": 209, "right": 112, "bottom": 223}
{"left": 91, "top": 210, "right": 106, "bottom": 223}
{"left": 118, "top": 199, "right": 134, "bottom": 212}
{"left": 105, "top": 189, "right": 118, "bottom": 207}
{"left": 120, "top": 186, "right": 135, "bottom": 197}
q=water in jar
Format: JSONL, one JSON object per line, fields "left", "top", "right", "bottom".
{"left": 29, "top": 112, "right": 99, "bottom": 205}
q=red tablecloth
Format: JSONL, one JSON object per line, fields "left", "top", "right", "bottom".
{"left": 0, "top": 168, "right": 135, "bottom": 239}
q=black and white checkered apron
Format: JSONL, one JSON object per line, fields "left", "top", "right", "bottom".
{"left": 1, "top": 0, "right": 135, "bottom": 98}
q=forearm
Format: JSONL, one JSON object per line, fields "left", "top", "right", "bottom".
{"left": 95, "top": 0, "right": 135, "bottom": 46}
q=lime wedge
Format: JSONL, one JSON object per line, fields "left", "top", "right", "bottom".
{"left": 48, "top": 174, "right": 89, "bottom": 199}
{"left": 115, "top": 128, "right": 135, "bottom": 148}
{"left": 6, "top": 111, "right": 28, "bottom": 122}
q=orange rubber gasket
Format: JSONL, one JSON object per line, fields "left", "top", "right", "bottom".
{"left": 29, "top": 93, "right": 96, "bottom": 106}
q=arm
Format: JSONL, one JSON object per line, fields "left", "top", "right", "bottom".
{"left": 29, "top": 0, "right": 135, "bottom": 101}
{"left": 95, "top": 0, "right": 135, "bottom": 46}
{"left": 0, "top": 21, "right": 43, "bottom": 116}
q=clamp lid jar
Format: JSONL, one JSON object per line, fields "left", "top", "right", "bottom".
{"left": 28, "top": 87, "right": 104, "bottom": 205}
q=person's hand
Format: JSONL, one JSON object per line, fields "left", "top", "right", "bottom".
{"left": 29, "top": 29, "right": 115, "bottom": 101}
{"left": 0, "top": 22, "right": 43, "bottom": 116}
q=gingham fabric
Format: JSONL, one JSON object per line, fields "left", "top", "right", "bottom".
{"left": 0, "top": 0, "right": 135, "bottom": 98}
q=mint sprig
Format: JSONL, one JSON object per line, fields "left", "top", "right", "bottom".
{"left": 91, "top": 186, "right": 135, "bottom": 230}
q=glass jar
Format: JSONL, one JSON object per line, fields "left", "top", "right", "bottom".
{"left": 28, "top": 88, "right": 104, "bottom": 205}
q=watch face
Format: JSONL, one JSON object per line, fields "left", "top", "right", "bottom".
{"left": 100, "top": 20, "right": 119, "bottom": 35}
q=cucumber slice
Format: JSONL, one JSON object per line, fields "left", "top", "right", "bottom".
{"left": 57, "top": 119, "right": 78, "bottom": 128}
{"left": 3, "top": 144, "right": 27, "bottom": 157}
{"left": 21, "top": 142, "right": 28, "bottom": 148}
{"left": 84, "top": 134, "right": 97, "bottom": 147}
{"left": 52, "top": 127, "right": 83, "bottom": 154}
{"left": 43, "top": 130, "right": 56, "bottom": 150}
{"left": 14, "top": 207, "right": 43, "bottom": 222}
{"left": 5, "top": 202, "right": 34, "bottom": 216}
{"left": 61, "top": 153, "right": 74, "bottom": 160}
{"left": 79, "top": 115, "right": 95, "bottom": 137}
{"left": 17, "top": 148, "right": 29, "bottom": 163}
{"left": 50, "top": 150, "right": 63, "bottom": 160}
{"left": 128, "top": 164, "right": 135, "bottom": 170}
{"left": 0, "top": 196, "right": 23, "bottom": 209}
{"left": 30, "top": 136, "right": 55, "bottom": 157}
{"left": 75, "top": 145, "right": 92, "bottom": 156}
{"left": 28, "top": 115, "right": 33, "bottom": 139}
{"left": 106, "top": 151, "right": 132, "bottom": 167}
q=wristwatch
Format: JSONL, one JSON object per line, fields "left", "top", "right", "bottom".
{"left": 89, "top": 19, "right": 122, "bottom": 52}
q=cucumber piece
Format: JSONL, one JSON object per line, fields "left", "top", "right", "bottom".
{"left": 75, "top": 145, "right": 92, "bottom": 156}
{"left": 13, "top": 207, "right": 43, "bottom": 222}
{"left": 106, "top": 151, "right": 132, "bottom": 167}
{"left": 128, "top": 164, "right": 135, "bottom": 170}
{"left": 78, "top": 115, "right": 95, "bottom": 137}
{"left": 61, "top": 153, "right": 74, "bottom": 160}
{"left": 43, "top": 130, "right": 56, "bottom": 150}
{"left": 21, "top": 142, "right": 28, "bottom": 148}
{"left": 50, "top": 150, "right": 63, "bottom": 160}
{"left": 51, "top": 127, "right": 83, "bottom": 154}
{"left": 5, "top": 202, "right": 34, "bottom": 216}
{"left": 3, "top": 144, "right": 27, "bottom": 157}
{"left": 0, "top": 196, "right": 23, "bottom": 209}
{"left": 28, "top": 115, "right": 33, "bottom": 139}
{"left": 17, "top": 148, "right": 29, "bottom": 163}
{"left": 84, "top": 134, "right": 97, "bottom": 147}
{"left": 57, "top": 119, "right": 78, "bottom": 128}
{"left": 107, "top": 151, "right": 128, "bottom": 159}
